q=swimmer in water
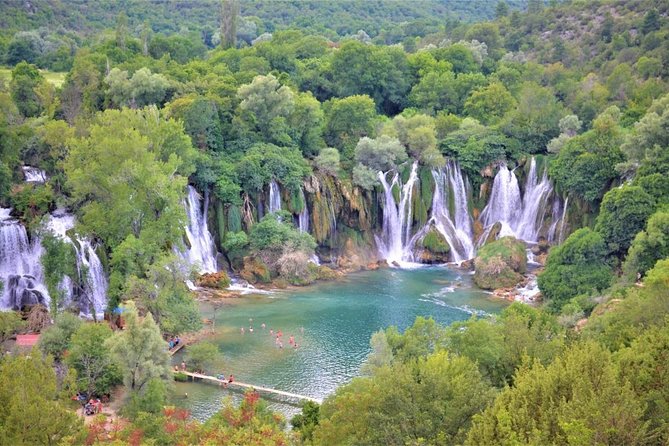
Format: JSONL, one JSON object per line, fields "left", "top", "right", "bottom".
{"left": 249, "top": 327, "right": 254, "bottom": 333}
{"left": 241, "top": 327, "right": 245, "bottom": 334}
{"left": 270, "top": 329, "right": 274, "bottom": 336}
{"left": 261, "top": 323, "right": 266, "bottom": 329}
{"left": 300, "top": 326, "right": 304, "bottom": 334}
{"left": 289, "top": 335, "right": 294, "bottom": 345}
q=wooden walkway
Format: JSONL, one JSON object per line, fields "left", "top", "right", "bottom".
{"left": 168, "top": 343, "right": 184, "bottom": 356}
{"left": 175, "top": 371, "right": 322, "bottom": 404}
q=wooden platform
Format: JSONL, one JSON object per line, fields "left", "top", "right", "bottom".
{"left": 175, "top": 370, "right": 322, "bottom": 404}
{"left": 168, "top": 343, "right": 184, "bottom": 356}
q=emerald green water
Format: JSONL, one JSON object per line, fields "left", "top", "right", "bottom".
{"left": 172, "top": 267, "right": 507, "bottom": 421}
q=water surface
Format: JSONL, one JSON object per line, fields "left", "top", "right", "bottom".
{"left": 172, "top": 266, "right": 507, "bottom": 421}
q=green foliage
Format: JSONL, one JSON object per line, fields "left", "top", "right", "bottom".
{"left": 550, "top": 107, "right": 625, "bottom": 204}
{"left": 10, "top": 61, "right": 44, "bottom": 117}
{"left": 584, "top": 259, "right": 669, "bottom": 350}
{"left": 184, "top": 342, "right": 220, "bottom": 373}
{"left": 623, "top": 211, "right": 669, "bottom": 281}
{"left": 538, "top": 228, "right": 613, "bottom": 313}
{"left": 105, "top": 301, "right": 171, "bottom": 392}
{"left": 0, "top": 350, "right": 84, "bottom": 445}
{"left": 9, "top": 183, "right": 54, "bottom": 230}
{"left": 315, "top": 350, "right": 494, "bottom": 445}
{"left": 39, "top": 233, "right": 77, "bottom": 314}
{"left": 38, "top": 312, "right": 82, "bottom": 360}
{"left": 0, "top": 312, "right": 25, "bottom": 344}
{"left": 122, "top": 255, "right": 202, "bottom": 335}
{"left": 354, "top": 135, "right": 407, "bottom": 173}
{"left": 123, "top": 377, "right": 168, "bottom": 420}
{"left": 595, "top": 185, "right": 656, "bottom": 257}
{"left": 314, "top": 147, "right": 340, "bottom": 176}
{"left": 106, "top": 67, "right": 170, "bottom": 108}
{"left": 421, "top": 227, "right": 450, "bottom": 254}
{"left": 291, "top": 400, "right": 320, "bottom": 444}
{"left": 466, "top": 342, "right": 648, "bottom": 446}
{"left": 464, "top": 82, "right": 516, "bottom": 125}
{"left": 249, "top": 212, "right": 315, "bottom": 254}
{"left": 502, "top": 82, "right": 564, "bottom": 153}
{"left": 237, "top": 74, "right": 295, "bottom": 144}
{"left": 236, "top": 143, "right": 310, "bottom": 192}
{"left": 66, "top": 323, "right": 122, "bottom": 396}
{"left": 323, "top": 95, "right": 377, "bottom": 160}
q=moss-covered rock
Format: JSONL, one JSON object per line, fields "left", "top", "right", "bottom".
{"left": 419, "top": 226, "right": 451, "bottom": 263}
{"left": 240, "top": 256, "right": 271, "bottom": 284}
{"left": 474, "top": 236, "right": 527, "bottom": 290}
{"left": 196, "top": 271, "right": 231, "bottom": 289}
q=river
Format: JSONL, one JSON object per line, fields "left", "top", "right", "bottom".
{"left": 171, "top": 266, "right": 507, "bottom": 422}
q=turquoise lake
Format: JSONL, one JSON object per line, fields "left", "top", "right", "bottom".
{"left": 172, "top": 266, "right": 507, "bottom": 422}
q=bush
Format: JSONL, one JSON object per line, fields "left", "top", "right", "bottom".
{"left": 623, "top": 211, "right": 669, "bottom": 281}
{"left": 538, "top": 228, "right": 613, "bottom": 312}
{"left": 314, "top": 147, "right": 341, "bottom": 176}
{"left": 38, "top": 313, "right": 82, "bottom": 360}
{"left": 184, "top": 342, "right": 219, "bottom": 374}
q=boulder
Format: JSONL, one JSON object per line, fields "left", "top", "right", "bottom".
{"left": 418, "top": 226, "right": 451, "bottom": 263}
{"left": 240, "top": 256, "right": 271, "bottom": 284}
{"left": 196, "top": 271, "right": 231, "bottom": 289}
{"left": 474, "top": 236, "right": 527, "bottom": 290}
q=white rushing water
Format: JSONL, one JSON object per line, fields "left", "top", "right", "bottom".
{"left": 22, "top": 166, "right": 48, "bottom": 183}
{"left": 268, "top": 180, "right": 282, "bottom": 214}
{"left": 0, "top": 208, "right": 49, "bottom": 310}
{"left": 45, "top": 210, "right": 108, "bottom": 318}
{"left": 298, "top": 188, "right": 309, "bottom": 233}
{"left": 179, "top": 185, "right": 218, "bottom": 274}
{"left": 427, "top": 160, "right": 475, "bottom": 262}
{"left": 376, "top": 161, "right": 420, "bottom": 265}
{"left": 480, "top": 158, "right": 554, "bottom": 244}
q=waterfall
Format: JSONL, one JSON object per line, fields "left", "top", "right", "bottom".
{"left": 22, "top": 166, "right": 47, "bottom": 183}
{"left": 375, "top": 161, "right": 420, "bottom": 265}
{"left": 426, "top": 161, "right": 475, "bottom": 262}
{"left": 557, "top": 197, "right": 569, "bottom": 244}
{"left": 269, "top": 180, "right": 281, "bottom": 214}
{"left": 515, "top": 158, "right": 553, "bottom": 242}
{"left": 480, "top": 158, "right": 554, "bottom": 244}
{"left": 45, "top": 211, "right": 108, "bottom": 318}
{"left": 0, "top": 208, "right": 49, "bottom": 310}
{"left": 180, "top": 185, "right": 218, "bottom": 274}
{"left": 480, "top": 162, "right": 522, "bottom": 237}
{"left": 298, "top": 188, "right": 309, "bottom": 233}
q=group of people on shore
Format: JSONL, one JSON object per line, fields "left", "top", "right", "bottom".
{"left": 167, "top": 336, "right": 181, "bottom": 350}
{"left": 74, "top": 392, "right": 104, "bottom": 416}
{"left": 241, "top": 318, "right": 303, "bottom": 350}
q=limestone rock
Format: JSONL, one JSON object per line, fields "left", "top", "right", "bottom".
{"left": 474, "top": 236, "right": 527, "bottom": 290}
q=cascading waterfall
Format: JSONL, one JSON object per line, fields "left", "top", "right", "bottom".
{"left": 22, "top": 166, "right": 47, "bottom": 183}
{"left": 0, "top": 208, "right": 49, "bottom": 310}
{"left": 45, "top": 211, "right": 108, "bottom": 318}
{"left": 179, "top": 185, "right": 218, "bottom": 274}
{"left": 514, "top": 158, "right": 553, "bottom": 242}
{"left": 480, "top": 162, "right": 522, "bottom": 238}
{"left": 557, "top": 196, "right": 569, "bottom": 244}
{"left": 269, "top": 180, "right": 281, "bottom": 214}
{"left": 422, "top": 161, "right": 475, "bottom": 262}
{"left": 375, "top": 162, "right": 419, "bottom": 265}
{"left": 298, "top": 188, "right": 309, "bottom": 233}
{"left": 480, "top": 158, "right": 554, "bottom": 244}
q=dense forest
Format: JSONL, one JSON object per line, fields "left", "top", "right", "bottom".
{"left": 1, "top": 0, "right": 669, "bottom": 444}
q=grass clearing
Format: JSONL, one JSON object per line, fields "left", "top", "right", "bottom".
{"left": 0, "top": 67, "right": 66, "bottom": 88}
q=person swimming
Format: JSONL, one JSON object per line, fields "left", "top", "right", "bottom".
{"left": 261, "top": 323, "right": 266, "bottom": 329}
{"left": 241, "top": 327, "right": 245, "bottom": 334}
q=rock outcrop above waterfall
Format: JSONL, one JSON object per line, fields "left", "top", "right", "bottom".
{"left": 474, "top": 236, "right": 527, "bottom": 290}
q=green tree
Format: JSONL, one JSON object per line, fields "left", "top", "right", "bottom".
{"left": 503, "top": 82, "right": 564, "bottom": 152}
{"left": 550, "top": 107, "right": 625, "bottom": 204}
{"left": 38, "top": 312, "right": 82, "bottom": 360}
{"left": 115, "top": 12, "right": 128, "bottom": 50}
{"left": 354, "top": 135, "right": 407, "bottom": 172}
{"left": 184, "top": 342, "right": 219, "bottom": 373}
{"left": 595, "top": 185, "right": 656, "bottom": 258}
{"left": 466, "top": 342, "right": 648, "bottom": 446}
{"left": 0, "top": 312, "right": 25, "bottom": 344}
{"left": 315, "top": 351, "right": 494, "bottom": 445}
{"left": 66, "top": 323, "right": 122, "bottom": 397}
{"left": 323, "top": 95, "right": 378, "bottom": 161}
{"left": 642, "top": 8, "right": 660, "bottom": 34}
{"left": 221, "top": 0, "right": 240, "bottom": 49}
{"left": 623, "top": 211, "right": 669, "bottom": 281}
{"left": 464, "top": 82, "right": 516, "bottom": 125}
{"left": 105, "top": 301, "right": 171, "bottom": 392}
{"left": 314, "top": 147, "right": 340, "bottom": 176}
{"left": 10, "top": 61, "right": 44, "bottom": 117}
{"left": 495, "top": 1, "right": 509, "bottom": 18}
{"left": 237, "top": 74, "right": 295, "bottom": 144}
{"left": 291, "top": 400, "right": 320, "bottom": 444}
{"left": 0, "top": 351, "right": 84, "bottom": 445}
{"left": 538, "top": 228, "right": 613, "bottom": 312}
{"left": 40, "top": 233, "right": 77, "bottom": 315}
